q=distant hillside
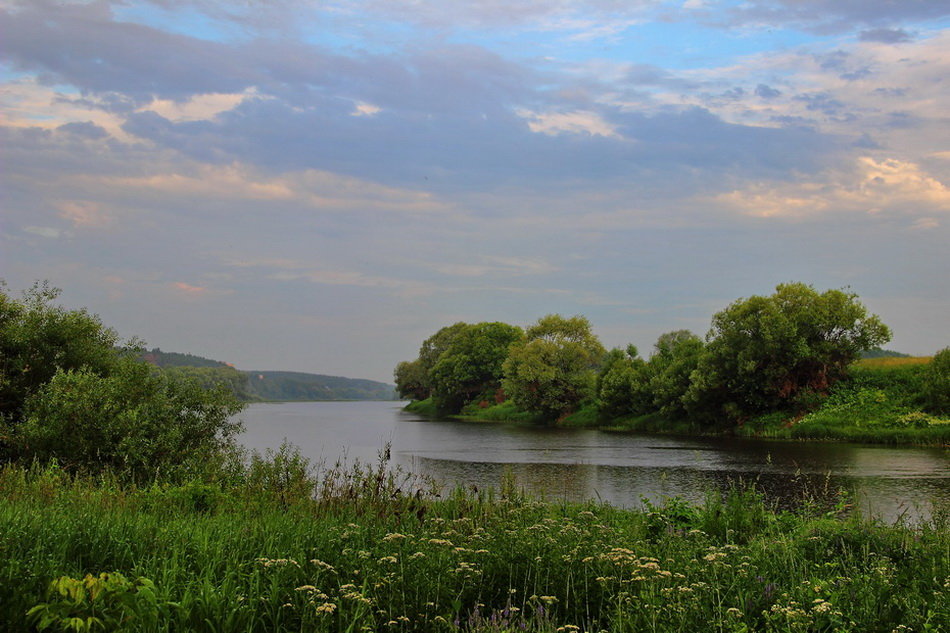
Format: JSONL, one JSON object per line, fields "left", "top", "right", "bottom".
{"left": 245, "top": 371, "right": 396, "bottom": 402}
{"left": 860, "top": 348, "right": 912, "bottom": 359}
{"left": 141, "top": 348, "right": 396, "bottom": 401}
{"left": 142, "top": 348, "right": 231, "bottom": 368}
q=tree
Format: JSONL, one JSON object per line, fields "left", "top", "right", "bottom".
{"left": 503, "top": 315, "right": 606, "bottom": 420}
{"left": 597, "top": 345, "right": 652, "bottom": 419}
{"left": 0, "top": 281, "right": 123, "bottom": 426}
{"left": 18, "top": 361, "right": 244, "bottom": 481}
{"left": 647, "top": 330, "right": 704, "bottom": 419}
{"left": 430, "top": 322, "right": 523, "bottom": 413}
{"left": 684, "top": 283, "right": 891, "bottom": 423}
{"left": 921, "top": 347, "right": 950, "bottom": 414}
{"left": 394, "top": 359, "right": 429, "bottom": 401}
{"left": 0, "top": 281, "right": 245, "bottom": 478}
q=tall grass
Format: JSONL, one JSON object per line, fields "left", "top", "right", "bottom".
{"left": 2, "top": 460, "right": 948, "bottom": 632}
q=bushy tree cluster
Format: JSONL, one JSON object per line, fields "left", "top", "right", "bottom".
{"left": 395, "top": 321, "right": 525, "bottom": 414}
{"left": 397, "top": 284, "right": 905, "bottom": 426}
{"left": 0, "top": 282, "right": 244, "bottom": 481}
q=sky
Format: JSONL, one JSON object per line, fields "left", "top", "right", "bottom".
{"left": 1, "top": 0, "right": 949, "bottom": 383}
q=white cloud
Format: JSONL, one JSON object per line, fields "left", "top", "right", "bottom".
{"left": 517, "top": 108, "right": 621, "bottom": 138}
{"left": 139, "top": 88, "right": 265, "bottom": 122}
{"left": 86, "top": 162, "right": 450, "bottom": 215}
{"left": 351, "top": 101, "right": 382, "bottom": 117}
{"left": 711, "top": 156, "right": 950, "bottom": 219}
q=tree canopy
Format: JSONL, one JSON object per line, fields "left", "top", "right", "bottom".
{"left": 685, "top": 283, "right": 890, "bottom": 422}
{"left": 430, "top": 322, "right": 523, "bottom": 413}
{"left": 502, "top": 315, "right": 606, "bottom": 419}
{"left": 0, "top": 282, "right": 244, "bottom": 480}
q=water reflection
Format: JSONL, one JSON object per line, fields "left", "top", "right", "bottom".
{"left": 237, "top": 401, "right": 949, "bottom": 524}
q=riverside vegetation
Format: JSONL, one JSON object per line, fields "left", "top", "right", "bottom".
{"left": 3, "top": 456, "right": 950, "bottom": 633}
{"left": 395, "top": 283, "right": 950, "bottom": 445}
{"left": 1, "top": 281, "right": 948, "bottom": 631}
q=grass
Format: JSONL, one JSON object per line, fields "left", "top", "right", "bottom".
{"left": 855, "top": 356, "right": 933, "bottom": 369}
{"left": 741, "top": 361, "right": 950, "bottom": 445}
{"left": 2, "top": 460, "right": 949, "bottom": 633}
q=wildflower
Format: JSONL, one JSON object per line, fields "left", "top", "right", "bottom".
{"left": 309, "top": 559, "right": 335, "bottom": 572}
{"left": 726, "top": 607, "right": 743, "bottom": 618}
{"left": 378, "top": 555, "right": 398, "bottom": 564}
{"left": 382, "top": 533, "right": 406, "bottom": 542}
{"left": 316, "top": 602, "right": 337, "bottom": 615}
{"left": 539, "top": 596, "right": 558, "bottom": 605}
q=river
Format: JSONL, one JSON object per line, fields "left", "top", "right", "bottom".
{"left": 236, "top": 401, "right": 950, "bottom": 523}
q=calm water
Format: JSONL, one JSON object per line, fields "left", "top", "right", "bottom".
{"left": 236, "top": 401, "right": 950, "bottom": 523}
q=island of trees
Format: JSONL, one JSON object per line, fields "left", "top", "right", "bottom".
{"left": 395, "top": 282, "right": 950, "bottom": 443}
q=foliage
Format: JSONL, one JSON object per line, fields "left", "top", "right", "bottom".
{"left": 860, "top": 347, "right": 911, "bottom": 359}
{"left": 16, "top": 360, "right": 244, "bottom": 482}
{"left": 646, "top": 330, "right": 704, "bottom": 419}
{"left": 245, "top": 370, "right": 394, "bottom": 402}
{"left": 0, "top": 282, "right": 126, "bottom": 447}
{"left": 922, "top": 347, "right": 950, "bottom": 414}
{"left": 394, "top": 359, "right": 429, "bottom": 401}
{"left": 503, "top": 315, "right": 607, "bottom": 420}
{"left": 430, "top": 322, "right": 523, "bottom": 414}
{"left": 162, "top": 365, "right": 255, "bottom": 402}
{"left": 418, "top": 322, "right": 469, "bottom": 392}
{"left": 2, "top": 465, "right": 948, "bottom": 633}
{"left": 596, "top": 346, "right": 652, "bottom": 419}
{"left": 740, "top": 361, "right": 950, "bottom": 444}
{"left": 685, "top": 283, "right": 891, "bottom": 424}
{"left": 27, "top": 572, "right": 172, "bottom": 633}
{"left": 0, "top": 281, "right": 245, "bottom": 479}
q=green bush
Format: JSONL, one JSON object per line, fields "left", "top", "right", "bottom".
{"left": 16, "top": 360, "right": 243, "bottom": 482}
{"left": 922, "top": 347, "right": 950, "bottom": 414}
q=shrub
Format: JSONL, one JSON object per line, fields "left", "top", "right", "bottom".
{"left": 17, "top": 360, "right": 243, "bottom": 482}
{"left": 922, "top": 347, "right": 950, "bottom": 414}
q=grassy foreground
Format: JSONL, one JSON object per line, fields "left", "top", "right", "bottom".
{"left": 1, "top": 461, "right": 948, "bottom": 632}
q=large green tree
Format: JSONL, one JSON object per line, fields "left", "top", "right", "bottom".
{"left": 0, "top": 281, "right": 123, "bottom": 425}
{"left": 597, "top": 345, "right": 652, "bottom": 419}
{"left": 430, "top": 322, "right": 523, "bottom": 413}
{"left": 647, "top": 330, "right": 704, "bottom": 419}
{"left": 921, "top": 347, "right": 950, "bottom": 414}
{"left": 394, "top": 359, "right": 429, "bottom": 401}
{"left": 503, "top": 315, "right": 606, "bottom": 420}
{"left": 0, "top": 282, "right": 244, "bottom": 478}
{"left": 684, "top": 283, "right": 891, "bottom": 423}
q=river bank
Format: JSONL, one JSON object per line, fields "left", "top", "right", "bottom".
{"left": 2, "top": 462, "right": 947, "bottom": 633}
{"left": 414, "top": 359, "right": 950, "bottom": 446}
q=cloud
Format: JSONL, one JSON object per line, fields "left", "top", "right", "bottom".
{"left": 172, "top": 281, "right": 209, "bottom": 296}
{"left": 859, "top": 28, "right": 914, "bottom": 44}
{"left": 88, "top": 162, "right": 449, "bottom": 215}
{"left": 712, "top": 156, "right": 950, "bottom": 220}
{"left": 57, "top": 200, "right": 112, "bottom": 227}
{"left": 140, "top": 89, "right": 265, "bottom": 122}
{"left": 517, "top": 108, "right": 621, "bottom": 138}
{"left": 351, "top": 102, "right": 381, "bottom": 117}
{"left": 435, "top": 256, "right": 557, "bottom": 278}
{"left": 708, "top": 0, "right": 950, "bottom": 35}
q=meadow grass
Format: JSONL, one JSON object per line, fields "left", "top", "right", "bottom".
{"left": 2, "top": 461, "right": 948, "bottom": 632}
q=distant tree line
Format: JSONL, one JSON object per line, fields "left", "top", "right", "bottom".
{"left": 396, "top": 283, "right": 948, "bottom": 425}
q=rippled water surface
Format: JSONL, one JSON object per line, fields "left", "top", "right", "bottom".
{"left": 237, "top": 401, "right": 950, "bottom": 523}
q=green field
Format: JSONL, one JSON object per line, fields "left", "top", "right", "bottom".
{"left": 2, "top": 461, "right": 948, "bottom": 632}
